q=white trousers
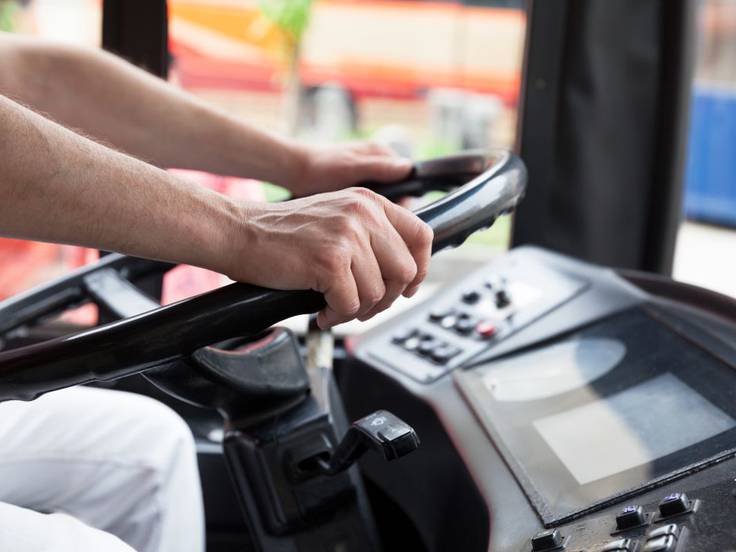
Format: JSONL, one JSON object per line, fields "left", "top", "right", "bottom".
{"left": 0, "top": 386, "right": 205, "bottom": 552}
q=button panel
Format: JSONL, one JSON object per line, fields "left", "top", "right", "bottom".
{"left": 517, "top": 489, "right": 696, "bottom": 552}
{"left": 393, "top": 328, "right": 464, "bottom": 366}
{"left": 367, "top": 254, "right": 588, "bottom": 383}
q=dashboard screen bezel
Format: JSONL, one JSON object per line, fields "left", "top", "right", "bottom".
{"left": 456, "top": 307, "right": 736, "bottom": 525}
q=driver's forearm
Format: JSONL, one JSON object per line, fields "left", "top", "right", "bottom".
{"left": 0, "top": 94, "right": 242, "bottom": 274}
{"left": 0, "top": 34, "right": 305, "bottom": 187}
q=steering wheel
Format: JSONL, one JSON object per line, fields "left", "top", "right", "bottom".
{"left": 0, "top": 150, "right": 526, "bottom": 403}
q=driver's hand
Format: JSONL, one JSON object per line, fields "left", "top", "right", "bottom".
{"left": 286, "top": 142, "right": 412, "bottom": 196}
{"left": 228, "top": 188, "right": 433, "bottom": 329}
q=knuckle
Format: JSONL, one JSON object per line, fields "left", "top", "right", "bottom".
{"left": 343, "top": 197, "right": 369, "bottom": 219}
{"left": 366, "top": 283, "right": 386, "bottom": 305}
{"left": 351, "top": 186, "right": 379, "bottom": 202}
{"left": 335, "top": 215, "right": 359, "bottom": 238}
{"left": 315, "top": 248, "right": 344, "bottom": 276}
{"left": 342, "top": 195, "right": 380, "bottom": 226}
{"left": 416, "top": 221, "right": 434, "bottom": 248}
{"left": 398, "top": 259, "right": 418, "bottom": 284}
{"left": 413, "top": 266, "right": 429, "bottom": 284}
{"left": 343, "top": 299, "right": 361, "bottom": 317}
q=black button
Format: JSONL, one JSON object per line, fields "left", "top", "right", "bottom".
{"left": 392, "top": 328, "right": 417, "bottom": 344}
{"left": 402, "top": 336, "right": 421, "bottom": 352}
{"left": 417, "top": 339, "right": 438, "bottom": 356}
{"left": 616, "top": 505, "right": 647, "bottom": 530}
{"left": 658, "top": 493, "right": 691, "bottom": 518}
{"left": 431, "top": 344, "right": 462, "bottom": 364}
{"left": 429, "top": 308, "right": 453, "bottom": 321}
{"left": 531, "top": 528, "right": 564, "bottom": 551}
{"left": 495, "top": 289, "right": 511, "bottom": 308}
{"left": 440, "top": 315, "right": 458, "bottom": 329}
{"left": 455, "top": 317, "right": 477, "bottom": 334}
{"left": 647, "top": 524, "right": 678, "bottom": 540}
{"left": 602, "top": 538, "right": 633, "bottom": 551}
{"left": 461, "top": 290, "right": 481, "bottom": 304}
{"left": 642, "top": 535, "right": 676, "bottom": 552}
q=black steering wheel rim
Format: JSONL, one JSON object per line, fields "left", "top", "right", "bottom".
{"left": 0, "top": 149, "right": 526, "bottom": 402}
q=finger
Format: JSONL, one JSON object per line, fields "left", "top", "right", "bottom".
{"left": 369, "top": 223, "right": 416, "bottom": 290}
{"left": 352, "top": 155, "right": 412, "bottom": 183}
{"left": 359, "top": 141, "right": 398, "bottom": 157}
{"left": 356, "top": 224, "right": 416, "bottom": 321}
{"left": 379, "top": 199, "right": 433, "bottom": 292}
{"left": 351, "top": 252, "right": 386, "bottom": 317}
{"left": 318, "top": 266, "right": 360, "bottom": 329}
{"left": 403, "top": 283, "right": 422, "bottom": 298}
{"left": 359, "top": 279, "right": 404, "bottom": 321}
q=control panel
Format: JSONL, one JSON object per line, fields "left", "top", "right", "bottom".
{"left": 365, "top": 252, "right": 587, "bottom": 382}
{"left": 349, "top": 247, "right": 736, "bottom": 552}
{"left": 523, "top": 472, "right": 735, "bottom": 552}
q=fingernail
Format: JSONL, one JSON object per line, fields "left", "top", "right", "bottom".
{"left": 403, "top": 286, "right": 418, "bottom": 298}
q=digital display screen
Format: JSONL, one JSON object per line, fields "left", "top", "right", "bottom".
{"left": 455, "top": 308, "right": 736, "bottom": 523}
{"left": 533, "top": 374, "right": 736, "bottom": 485}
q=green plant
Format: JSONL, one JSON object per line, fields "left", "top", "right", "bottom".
{"left": 259, "top": 0, "right": 313, "bottom": 46}
{"left": 259, "top": 0, "right": 314, "bottom": 135}
{"left": 0, "top": 0, "right": 18, "bottom": 32}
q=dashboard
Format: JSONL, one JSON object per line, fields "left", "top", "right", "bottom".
{"left": 344, "top": 246, "right": 736, "bottom": 552}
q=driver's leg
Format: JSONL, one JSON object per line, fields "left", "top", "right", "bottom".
{"left": 0, "top": 501, "right": 136, "bottom": 551}
{"left": 0, "top": 386, "right": 204, "bottom": 552}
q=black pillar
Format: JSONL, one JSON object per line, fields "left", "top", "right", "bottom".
{"left": 102, "top": 0, "right": 169, "bottom": 78}
{"left": 513, "top": 0, "right": 695, "bottom": 274}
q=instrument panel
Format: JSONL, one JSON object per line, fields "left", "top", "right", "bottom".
{"left": 349, "top": 246, "right": 736, "bottom": 552}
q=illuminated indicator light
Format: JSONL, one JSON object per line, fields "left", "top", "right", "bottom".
{"left": 476, "top": 321, "right": 497, "bottom": 338}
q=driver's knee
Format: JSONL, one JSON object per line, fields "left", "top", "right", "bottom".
{"left": 0, "top": 387, "right": 204, "bottom": 552}
{"left": 71, "top": 390, "right": 205, "bottom": 552}
{"left": 127, "top": 392, "right": 198, "bottom": 465}
{"left": 0, "top": 502, "right": 136, "bottom": 552}
{"left": 114, "top": 392, "right": 205, "bottom": 552}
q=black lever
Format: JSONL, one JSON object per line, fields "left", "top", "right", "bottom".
{"left": 310, "top": 410, "right": 420, "bottom": 476}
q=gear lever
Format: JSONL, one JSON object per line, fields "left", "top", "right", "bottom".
{"left": 308, "top": 410, "right": 420, "bottom": 476}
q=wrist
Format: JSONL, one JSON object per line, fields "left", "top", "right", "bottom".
{"left": 215, "top": 197, "right": 266, "bottom": 281}
{"left": 195, "top": 193, "right": 250, "bottom": 278}
{"left": 277, "top": 139, "right": 311, "bottom": 195}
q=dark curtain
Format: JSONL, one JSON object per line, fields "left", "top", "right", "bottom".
{"left": 102, "top": 0, "right": 169, "bottom": 78}
{"left": 513, "top": 0, "right": 695, "bottom": 274}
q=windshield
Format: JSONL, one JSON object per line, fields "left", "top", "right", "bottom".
{"left": 673, "top": 0, "right": 736, "bottom": 299}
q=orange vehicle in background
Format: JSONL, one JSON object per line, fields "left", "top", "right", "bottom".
{"left": 169, "top": 0, "right": 525, "bottom": 104}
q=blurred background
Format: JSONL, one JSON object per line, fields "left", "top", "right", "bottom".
{"left": 0, "top": 0, "right": 734, "bottom": 311}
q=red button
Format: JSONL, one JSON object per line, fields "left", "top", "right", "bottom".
{"left": 476, "top": 321, "right": 497, "bottom": 338}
